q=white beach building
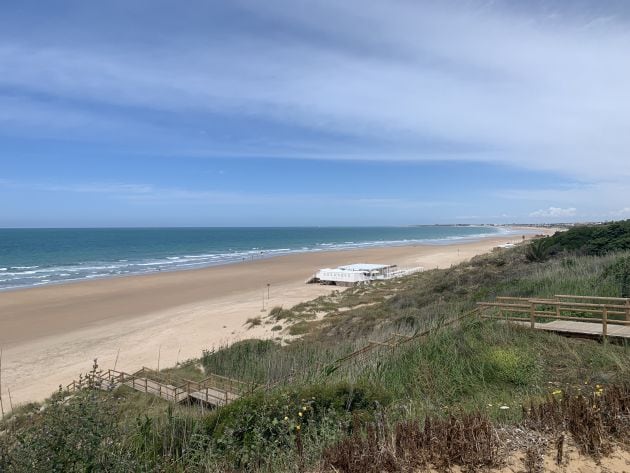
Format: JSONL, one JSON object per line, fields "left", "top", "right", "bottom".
{"left": 308, "top": 263, "right": 396, "bottom": 286}
{"left": 307, "top": 263, "right": 425, "bottom": 286}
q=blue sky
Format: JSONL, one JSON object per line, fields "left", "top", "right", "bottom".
{"left": 1, "top": 0, "right": 629, "bottom": 227}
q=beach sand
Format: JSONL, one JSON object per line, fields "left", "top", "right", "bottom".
{"left": 0, "top": 228, "right": 555, "bottom": 407}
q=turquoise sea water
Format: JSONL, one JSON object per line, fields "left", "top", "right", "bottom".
{"left": 0, "top": 226, "right": 511, "bottom": 291}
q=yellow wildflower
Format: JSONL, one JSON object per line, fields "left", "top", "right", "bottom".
{"left": 296, "top": 425, "right": 301, "bottom": 430}
{"left": 298, "top": 412, "right": 303, "bottom": 417}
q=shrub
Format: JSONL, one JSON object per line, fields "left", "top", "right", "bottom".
{"left": 525, "top": 238, "right": 550, "bottom": 262}
{"left": 323, "top": 411, "right": 501, "bottom": 472}
{"left": 0, "top": 390, "right": 137, "bottom": 471}
{"left": 245, "top": 316, "right": 262, "bottom": 328}
{"left": 204, "top": 381, "right": 389, "bottom": 470}
{"left": 288, "top": 321, "right": 311, "bottom": 335}
{"left": 545, "top": 220, "right": 630, "bottom": 255}
{"left": 483, "top": 347, "right": 537, "bottom": 386}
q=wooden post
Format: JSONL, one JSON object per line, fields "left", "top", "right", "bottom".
{"left": 530, "top": 302, "right": 536, "bottom": 329}
{"left": 625, "top": 299, "right": 630, "bottom": 322}
{"left": 602, "top": 305, "right": 608, "bottom": 340}
{"left": 7, "top": 387, "right": 13, "bottom": 412}
{"left": 0, "top": 347, "right": 4, "bottom": 419}
{"left": 556, "top": 303, "right": 561, "bottom": 319}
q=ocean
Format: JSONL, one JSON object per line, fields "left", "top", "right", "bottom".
{"left": 0, "top": 226, "right": 512, "bottom": 291}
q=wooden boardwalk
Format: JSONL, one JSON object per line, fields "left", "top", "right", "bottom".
{"left": 514, "top": 320, "right": 630, "bottom": 340}
{"left": 67, "top": 367, "right": 250, "bottom": 407}
{"left": 478, "top": 295, "right": 630, "bottom": 341}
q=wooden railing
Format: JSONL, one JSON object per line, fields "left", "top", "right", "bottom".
{"left": 477, "top": 295, "right": 630, "bottom": 339}
{"left": 65, "top": 366, "right": 255, "bottom": 406}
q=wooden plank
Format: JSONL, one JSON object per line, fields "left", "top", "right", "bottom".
{"left": 495, "top": 296, "right": 539, "bottom": 303}
{"left": 515, "top": 320, "right": 630, "bottom": 340}
{"left": 557, "top": 307, "right": 626, "bottom": 316}
{"left": 478, "top": 302, "right": 531, "bottom": 308}
{"left": 555, "top": 295, "right": 630, "bottom": 302}
{"left": 530, "top": 300, "right": 628, "bottom": 310}
{"left": 481, "top": 315, "right": 530, "bottom": 322}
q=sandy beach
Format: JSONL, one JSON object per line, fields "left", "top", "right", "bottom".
{"left": 0, "top": 228, "right": 554, "bottom": 407}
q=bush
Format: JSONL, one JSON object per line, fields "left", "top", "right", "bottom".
{"left": 288, "top": 321, "right": 311, "bottom": 335}
{"left": 0, "top": 390, "right": 137, "bottom": 472}
{"left": 483, "top": 347, "right": 538, "bottom": 386}
{"left": 269, "top": 306, "right": 296, "bottom": 321}
{"left": 245, "top": 316, "right": 262, "bottom": 328}
{"left": 204, "top": 381, "right": 389, "bottom": 470}
{"left": 525, "top": 238, "right": 550, "bottom": 262}
{"left": 546, "top": 220, "right": 630, "bottom": 255}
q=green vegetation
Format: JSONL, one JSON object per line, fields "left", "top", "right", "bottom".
{"left": 2, "top": 222, "right": 630, "bottom": 472}
{"left": 604, "top": 254, "right": 630, "bottom": 297}
{"left": 544, "top": 219, "right": 630, "bottom": 255}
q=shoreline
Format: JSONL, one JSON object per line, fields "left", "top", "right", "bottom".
{"left": 0, "top": 227, "right": 555, "bottom": 407}
{"left": 0, "top": 225, "right": 518, "bottom": 294}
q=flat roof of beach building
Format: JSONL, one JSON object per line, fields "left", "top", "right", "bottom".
{"left": 336, "top": 263, "right": 393, "bottom": 272}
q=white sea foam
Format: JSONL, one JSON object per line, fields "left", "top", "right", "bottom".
{"left": 0, "top": 226, "right": 515, "bottom": 291}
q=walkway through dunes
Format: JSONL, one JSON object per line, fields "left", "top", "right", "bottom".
{"left": 64, "top": 295, "right": 628, "bottom": 410}
{"left": 478, "top": 295, "right": 630, "bottom": 342}
{"left": 64, "top": 308, "right": 482, "bottom": 407}
{"left": 67, "top": 367, "right": 253, "bottom": 407}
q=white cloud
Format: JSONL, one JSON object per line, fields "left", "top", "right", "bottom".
{"left": 529, "top": 207, "right": 577, "bottom": 218}
{"left": 1, "top": 1, "right": 630, "bottom": 182}
{"left": 609, "top": 207, "right": 630, "bottom": 218}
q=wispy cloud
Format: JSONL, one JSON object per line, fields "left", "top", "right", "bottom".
{"left": 529, "top": 207, "right": 577, "bottom": 218}
{"left": 0, "top": 177, "right": 451, "bottom": 211}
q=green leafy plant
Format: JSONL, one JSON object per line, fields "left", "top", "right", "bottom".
{"left": 526, "top": 238, "right": 550, "bottom": 262}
